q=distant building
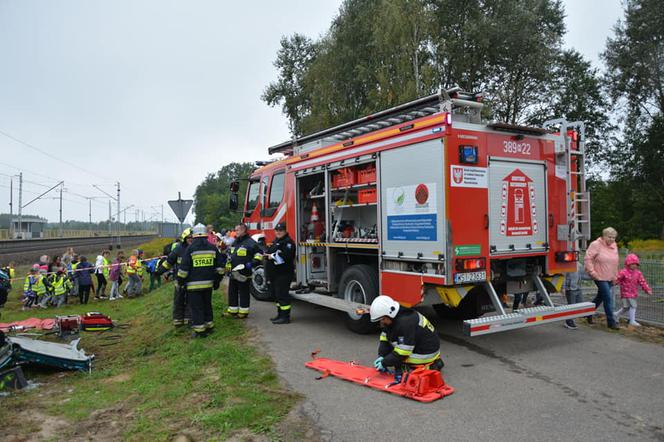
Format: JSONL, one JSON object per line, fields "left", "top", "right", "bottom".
{"left": 0, "top": 213, "right": 48, "bottom": 239}
{"left": 158, "top": 222, "right": 182, "bottom": 239}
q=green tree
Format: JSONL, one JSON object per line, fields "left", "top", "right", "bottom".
{"left": 193, "top": 162, "right": 256, "bottom": 229}
{"left": 603, "top": 0, "right": 664, "bottom": 126}
{"left": 262, "top": 34, "right": 318, "bottom": 136}
{"left": 527, "top": 49, "right": 613, "bottom": 166}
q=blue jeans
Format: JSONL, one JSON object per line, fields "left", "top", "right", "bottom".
{"left": 592, "top": 280, "right": 616, "bottom": 326}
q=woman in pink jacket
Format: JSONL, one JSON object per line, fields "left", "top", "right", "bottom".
{"left": 584, "top": 227, "right": 620, "bottom": 329}
{"left": 613, "top": 254, "right": 652, "bottom": 326}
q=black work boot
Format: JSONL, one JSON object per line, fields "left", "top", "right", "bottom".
{"left": 272, "top": 310, "right": 290, "bottom": 325}
{"left": 270, "top": 306, "right": 281, "bottom": 322}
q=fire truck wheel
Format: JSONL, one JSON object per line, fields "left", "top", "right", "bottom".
{"left": 432, "top": 285, "right": 491, "bottom": 320}
{"left": 249, "top": 266, "right": 274, "bottom": 302}
{"left": 339, "top": 265, "right": 379, "bottom": 334}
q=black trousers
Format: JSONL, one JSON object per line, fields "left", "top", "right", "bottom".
{"left": 172, "top": 284, "right": 191, "bottom": 321}
{"left": 228, "top": 278, "right": 250, "bottom": 311}
{"left": 79, "top": 285, "right": 91, "bottom": 304}
{"left": 188, "top": 288, "right": 212, "bottom": 332}
{"left": 96, "top": 274, "right": 107, "bottom": 297}
{"left": 269, "top": 273, "right": 293, "bottom": 309}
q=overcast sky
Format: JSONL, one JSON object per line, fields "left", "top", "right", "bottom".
{"left": 0, "top": 0, "right": 623, "bottom": 225}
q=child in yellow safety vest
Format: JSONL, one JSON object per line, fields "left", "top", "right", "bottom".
{"left": 23, "top": 266, "right": 46, "bottom": 310}
{"left": 124, "top": 250, "right": 143, "bottom": 297}
{"left": 50, "top": 269, "right": 68, "bottom": 307}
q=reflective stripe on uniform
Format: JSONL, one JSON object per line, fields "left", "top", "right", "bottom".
{"left": 162, "top": 261, "right": 171, "bottom": 270}
{"left": 177, "top": 269, "right": 189, "bottom": 278}
{"left": 379, "top": 332, "right": 388, "bottom": 342}
{"left": 405, "top": 351, "right": 440, "bottom": 365}
{"left": 394, "top": 344, "right": 415, "bottom": 356}
{"left": 254, "top": 253, "right": 263, "bottom": 261}
{"left": 192, "top": 325, "right": 206, "bottom": 333}
{"left": 279, "top": 304, "right": 291, "bottom": 311}
{"left": 186, "top": 280, "right": 214, "bottom": 290}
{"left": 238, "top": 307, "right": 250, "bottom": 314}
{"left": 417, "top": 312, "right": 435, "bottom": 332}
{"left": 205, "top": 321, "right": 214, "bottom": 329}
{"left": 215, "top": 267, "right": 224, "bottom": 274}
{"left": 227, "top": 306, "right": 239, "bottom": 313}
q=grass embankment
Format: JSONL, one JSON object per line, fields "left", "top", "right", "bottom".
{"left": 0, "top": 239, "right": 299, "bottom": 441}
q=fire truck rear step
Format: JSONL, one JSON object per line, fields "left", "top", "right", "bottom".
{"left": 291, "top": 292, "right": 370, "bottom": 313}
{"left": 463, "top": 302, "right": 596, "bottom": 336}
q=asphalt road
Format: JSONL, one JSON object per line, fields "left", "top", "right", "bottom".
{"left": 247, "top": 299, "right": 664, "bottom": 442}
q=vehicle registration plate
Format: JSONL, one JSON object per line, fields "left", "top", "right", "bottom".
{"left": 454, "top": 271, "right": 486, "bottom": 284}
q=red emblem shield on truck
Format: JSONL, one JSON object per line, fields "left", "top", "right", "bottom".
{"left": 452, "top": 167, "right": 464, "bottom": 184}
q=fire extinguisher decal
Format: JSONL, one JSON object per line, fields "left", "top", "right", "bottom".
{"left": 500, "top": 168, "right": 537, "bottom": 237}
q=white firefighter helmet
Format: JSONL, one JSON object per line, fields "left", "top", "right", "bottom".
{"left": 192, "top": 223, "right": 207, "bottom": 238}
{"left": 231, "top": 264, "right": 249, "bottom": 282}
{"left": 251, "top": 233, "right": 265, "bottom": 244}
{"left": 369, "top": 295, "right": 400, "bottom": 322}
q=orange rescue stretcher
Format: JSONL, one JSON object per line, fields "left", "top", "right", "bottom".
{"left": 305, "top": 356, "right": 455, "bottom": 403}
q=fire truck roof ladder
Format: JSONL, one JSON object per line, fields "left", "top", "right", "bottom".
{"left": 268, "top": 88, "right": 483, "bottom": 156}
{"left": 462, "top": 277, "right": 596, "bottom": 336}
{"left": 543, "top": 118, "right": 591, "bottom": 250}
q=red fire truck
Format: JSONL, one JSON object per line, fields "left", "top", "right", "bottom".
{"left": 230, "top": 90, "right": 595, "bottom": 336}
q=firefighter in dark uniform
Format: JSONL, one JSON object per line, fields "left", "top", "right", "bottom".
{"left": 177, "top": 224, "right": 225, "bottom": 337}
{"left": 370, "top": 295, "right": 443, "bottom": 380}
{"left": 225, "top": 223, "right": 262, "bottom": 318}
{"left": 264, "top": 222, "right": 296, "bottom": 324}
{"left": 158, "top": 228, "right": 193, "bottom": 326}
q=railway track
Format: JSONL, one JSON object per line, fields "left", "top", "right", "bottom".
{"left": 0, "top": 234, "right": 158, "bottom": 264}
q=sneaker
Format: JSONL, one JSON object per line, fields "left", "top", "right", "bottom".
{"left": 117, "top": 294, "right": 124, "bottom": 299}
{"left": 628, "top": 321, "right": 641, "bottom": 327}
{"left": 564, "top": 321, "right": 578, "bottom": 330}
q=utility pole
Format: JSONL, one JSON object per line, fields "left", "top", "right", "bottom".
{"left": 59, "top": 183, "right": 63, "bottom": 238}
{"left": 108, "top": 200, "right": 112, "bottom": 237}
{"left": 116, "top": 182, "right": 121, "bottom": 246}
{"left": 88, "top": 198, "right": 92, "bottom": 229}
{"left": 18, "top": 172, "right": 23, "bottom": 239}
{"left": 9, "top": 177, "right": 12, "bottom": 216}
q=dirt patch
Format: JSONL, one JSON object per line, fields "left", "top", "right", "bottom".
{"left": 102, "top": 373, "right": 131, "bottom": 384}
{"left": 585, "top": 316, "right": 664, "bottom": 345}
{"left": 66, "top": 400, "right": 134, "bottom": 441}
{"left": 273, "top": 406, "right": 323, "bottom": 442}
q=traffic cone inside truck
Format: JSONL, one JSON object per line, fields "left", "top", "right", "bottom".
{"left": 230, "top": 89, "right": 595, "bottom": 336}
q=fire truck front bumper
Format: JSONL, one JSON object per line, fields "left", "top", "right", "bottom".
{"left": 463, "top": 302, "right": 596, "bottom": 337}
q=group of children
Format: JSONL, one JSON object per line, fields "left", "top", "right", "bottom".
{"left": 15, "top": 248, "right": 168, "bottom": 310}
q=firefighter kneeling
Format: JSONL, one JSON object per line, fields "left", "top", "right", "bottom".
{"left": 177, "top": 224, "right": 225, "bottom": 338}
{"left": 370, "top": 295, "right": 443, "bottom": 380}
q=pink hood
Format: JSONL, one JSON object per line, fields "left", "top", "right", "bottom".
{"left": 624, "top": 253, "right": 640, "bottom": 266}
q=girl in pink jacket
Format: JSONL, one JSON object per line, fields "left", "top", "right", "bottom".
{"left": 613, "top": 254, "right": 652, "bottom": 326}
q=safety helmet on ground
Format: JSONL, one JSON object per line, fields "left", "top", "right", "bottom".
{"left": 180, "top": 228, "right": 192, "bottom": 241}
{"left": 192, "top": 223, "right": 207, "bottom": 238}
{"left": 624, "top": 253, "right": 640, "bottom": 266}
{"left": 369, "top": 295, "right": 400, "bottom": 322}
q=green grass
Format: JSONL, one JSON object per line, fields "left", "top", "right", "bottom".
{"left": 1, "top": 279, "right": 298, "bottom": 440}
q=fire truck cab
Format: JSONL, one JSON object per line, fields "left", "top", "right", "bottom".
{"left": 232, "top": 90, "right": 595, "bottom": 336}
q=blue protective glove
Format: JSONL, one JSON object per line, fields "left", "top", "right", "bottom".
{"left": 373, "top": 356, "right": 386, "bottom": 372}
{"left": 394, "top": 373, "right": 403, "bottom": 384}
